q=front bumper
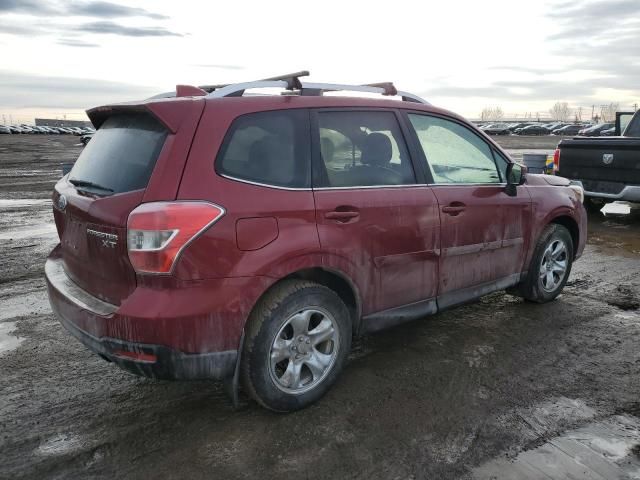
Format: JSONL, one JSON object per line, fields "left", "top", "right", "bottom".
{"left": 570, "top": 180, "right": 640, "bottom": 202}
{"left": 45, "top": 247, "right": 270, "bottom": 380}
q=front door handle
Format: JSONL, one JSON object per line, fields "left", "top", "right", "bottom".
{"left": 325, "top": 210, "right": 360, "bottom": 222}
{"left": 441, "top": 203, "right": 466, "bottom": 216}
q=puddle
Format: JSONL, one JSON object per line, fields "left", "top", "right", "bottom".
{"left": 463, "top": 345, "right": 495, "bottom": 368}
{"left": 35, "top": 433, "right": 86, "bottom": 457}
{"left": 475, "top": 408, "right": 640, "bottom": 479}
{"left": 588, "top": 203, "right": 640, "bottom": 256}
{"left": 0, "top": 199, "right": 51, "bottom": 208}
{"left": 0, "top": 223, "right": 57, "bottom": 241}
{"left": 0, "top": 321, "right": 25, "bottom": 355}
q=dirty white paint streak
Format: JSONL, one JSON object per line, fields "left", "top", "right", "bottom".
{"left": 0, "top": 321, "right": 25, "bottom": 355}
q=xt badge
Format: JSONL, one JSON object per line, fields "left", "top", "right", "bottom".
{"left": 86, "top": 228, "right": 118, "bottom": 248}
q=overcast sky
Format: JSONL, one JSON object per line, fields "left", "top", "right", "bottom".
{"left": 1, "top": 0, "right": 638, "bottom": 123}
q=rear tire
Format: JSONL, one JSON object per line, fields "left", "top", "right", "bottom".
{"left": 516, "top": 224, "right": 574, "bottom": 303}
{"left": 241, "top": 280, "right": 352, "bottom": 412}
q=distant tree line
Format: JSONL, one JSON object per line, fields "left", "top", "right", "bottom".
{"left": 480, "top": 106, "right": 504, "bottom": 121}
{"left": 479, "top": 101, "right": 624, "bottom": 123}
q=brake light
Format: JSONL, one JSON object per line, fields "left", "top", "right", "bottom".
{"left": 553, "top": 148, "right": 561, "bottom": 172}
{"left": 127, "top": 201, "right": 225, "bottom": 274}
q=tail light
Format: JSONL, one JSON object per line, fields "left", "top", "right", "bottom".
{"left": 553, "top": 148, "right": 561, "bottom": 172}
{"left": 127, "top": 201, "right": 225, "bottom": 274}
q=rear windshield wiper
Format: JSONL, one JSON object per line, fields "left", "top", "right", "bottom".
{"left": 68, "top": 178, "right": 114, "bottom": 193}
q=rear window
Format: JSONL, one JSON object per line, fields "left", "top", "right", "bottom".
{"left": 69, "top": 113, "right": 167, "bottom": 194}
{"left": 216, "top": 110, "right": 310, "bottom": 188}
{"left": 625, "top": 113, "right": 640, "bottom": 137}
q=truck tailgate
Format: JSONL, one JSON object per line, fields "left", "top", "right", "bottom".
{"left": 557, "top": 138, "right": 640, "bottom": 187}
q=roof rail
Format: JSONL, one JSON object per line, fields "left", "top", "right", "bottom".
{"left": 205, "top": 78, "right": 430, "bottom": 104}
{"left": 298, "top": 82, "right": 430, "bottom": 104}
{"left": 150, "top": 71, "right": 430, "bottom": 104}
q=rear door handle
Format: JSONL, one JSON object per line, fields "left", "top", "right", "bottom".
{"left": 441, "top": 204, "right": 466, "bottom": 216}
{"left": 324, "top": 210, "right": 360, "bottom": 222}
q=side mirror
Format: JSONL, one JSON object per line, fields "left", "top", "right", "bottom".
{"left": 505, "top": 163, "right": 527, "bottom": 196}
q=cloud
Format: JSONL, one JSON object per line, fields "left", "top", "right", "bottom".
{"left": 544, "top": 0, "right": 640, "bottom": 97}
{"left": 57, "top": 37, "right": 99, "bottom": 47}
{"left": 0, "top": 23, "right": 41, "bottom": 35}
{"left": 420, "top": 86, "right": 506, "bottom": 98}
{"left": 0, "top": 1, "right": 178, "bottom": 41}
{"left": 0, "top": 70, "right": 157, "bottom": 109}
{"left": 0, "top": 0, "right": 167, "bottom": 19}
{"left": 489, "top": 65, "right": 568, "bottom": 75}
{"left": 75, "top": 20, "right": 182, "bottom": 37}
{"left": 195, "top": 64, "right": 246, "bottom": 70}
{"left": 0, "top": 0, "right": 57, "bottom": 15}
{"left": 420, "top": 2, "right": 639, "bottom": 111}
{"left": 421, "top": 77, "right": 629, "bottom": 104}
{"left": 547, "top": 0, "right": 640, "bottom": 21}
{"left": 71, "top": 1, "right": 168, "bottom": 20}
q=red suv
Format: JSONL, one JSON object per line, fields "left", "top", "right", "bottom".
{"left": 46, "top": 72, "right": 587, "bottom": 411}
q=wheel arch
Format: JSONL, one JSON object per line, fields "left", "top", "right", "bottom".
{"left": 246, "top": 267, "right": 362, "bottom": 337}
{"left": 549, "top": 215, "right": 579, "bottom": 258}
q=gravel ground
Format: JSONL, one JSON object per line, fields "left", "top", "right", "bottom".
{"left": 0, "top": 135, "right": 638, "bottom": 479}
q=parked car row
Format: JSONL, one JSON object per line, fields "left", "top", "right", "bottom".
{"left": 477, "top": 121, "right": 616, "bottom": 137}
{"left": 80, "top": 133, "right": 93, "bottom": 146}
{"left": 0, "top": 124, "right": 95, "bottom": 135}
{"left": 578, "top": 123, "right": 614, "bottom": 136}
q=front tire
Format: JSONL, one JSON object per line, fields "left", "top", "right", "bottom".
{"left": 517, "top": 224, "right": 574, "bottom": 303}
{"left": 241, "top": 280, "right": 352, "bottom": 412}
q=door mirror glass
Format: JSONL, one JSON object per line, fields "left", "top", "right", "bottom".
{"left": 507, "top": 163, "right": 527, "bottom": 185}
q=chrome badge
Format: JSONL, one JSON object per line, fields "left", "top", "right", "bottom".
{"left": 57, "top": 194, "right": 67, "bottom": 211}
{"left": 602, "top": 153, "right": 614, "bottom": 165}
{"left": 86, "top": 229, "right": 118, "bottom": 248}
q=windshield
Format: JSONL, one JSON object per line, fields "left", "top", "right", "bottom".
{"left": 69, "top": 113, "right": 167, "bottom": 194}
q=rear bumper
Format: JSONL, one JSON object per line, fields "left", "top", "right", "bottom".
{"left": 570, "top": 180, "right": 640, "bottom": 202}
{"left": 45, "top": 246, "right": 271, "bottom": 380}
{"left": 55, "top": 308, "right": 238, "bottom": 380}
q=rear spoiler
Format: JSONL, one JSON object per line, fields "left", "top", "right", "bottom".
{"left": 86, "top": 97, "right": 202, "bottom": 134}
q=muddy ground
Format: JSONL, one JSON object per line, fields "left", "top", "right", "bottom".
{"left": 0, "top": 135, "right": 639, "bottom": 479}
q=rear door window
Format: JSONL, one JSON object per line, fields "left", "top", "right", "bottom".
{"left": 313, "top": 110, "right": 416, "bottom": 187}
{"left": 216, "top": 110, "right": 310, "bottom": 188}
{"left": 69, "top": 113, "right": 167, "bottom": 194}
